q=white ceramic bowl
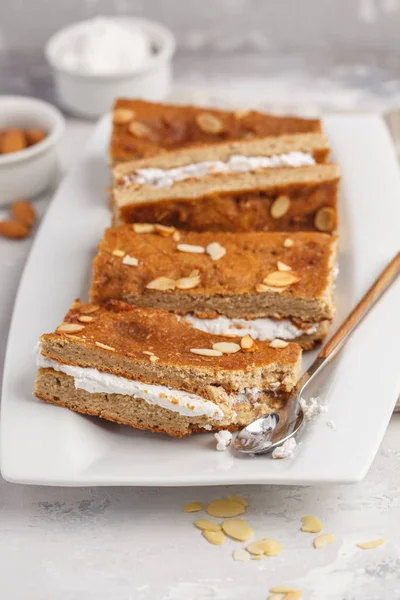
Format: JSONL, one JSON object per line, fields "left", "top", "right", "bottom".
{"left": 45, "top": 17, "right": 176, "bottom": 119}
{"left": 0, "top": 96, "right": 65, "bottom": 206}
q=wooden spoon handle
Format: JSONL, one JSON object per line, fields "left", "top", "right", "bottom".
{"left": 318, "top": 252, "right": 400, "bottom": 359}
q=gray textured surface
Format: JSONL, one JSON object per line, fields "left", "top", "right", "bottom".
{"left": 2, "top": 0, "right": 400, "bottom": 52}
{"left": 3, "top": 1, "right": 400, "bottom": 113}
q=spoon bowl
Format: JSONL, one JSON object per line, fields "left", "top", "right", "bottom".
{"left": 234, "top": 252, "right": 400, "bottom": 457}
{"left": 234, "top": 400, "right": 304, "bottom": 455}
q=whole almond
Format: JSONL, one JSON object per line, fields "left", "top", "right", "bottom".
{"left": 0, "top": 128, "right": 26, "bottom": 154}
{"left": 0, "top": 220, "right": 29, "bottom": 239}
{"left": 270, "top": 195, "right": 290, "bottom": 219}
{"left": 25, "top": 128, "right": 46, "bottom": 145}
{"left": 314, "top": 207, "right": 336, "bottom": 232}
{"left": 11, "top": 199, "right": 36, "bottom": 227}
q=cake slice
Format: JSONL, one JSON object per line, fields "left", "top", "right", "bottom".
{"left": 90, "top": 227, "right": 338, "bottom": 350}
{"left": 110, "top": 98, "right": 323, "bottom": 164}
{"left": 34, "top": 300, "right": 302, "bottom": 438}
{"left": 112, "top": 137, "right": 339, "bottom": 233}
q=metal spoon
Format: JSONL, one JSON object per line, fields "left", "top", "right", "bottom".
{"left": 234, "top": 251, "right": 400, "bottom": 455}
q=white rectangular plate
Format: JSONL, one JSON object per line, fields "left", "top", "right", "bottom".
{"left": 1, "top": 114, "right": 400, "bottom": 486}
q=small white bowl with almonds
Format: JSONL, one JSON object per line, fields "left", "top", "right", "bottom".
{"left": 0, "top": 96, "right": 65, "bottom": 206}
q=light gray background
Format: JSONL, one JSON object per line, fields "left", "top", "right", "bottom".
{"left": 2, "top": 0, "right": 400, "bottom": 51}
{"left": 3, "top": 0, "right": 400, "bottom": 111}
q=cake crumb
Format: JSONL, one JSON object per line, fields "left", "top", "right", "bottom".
{"left": 326, "top": 419, "right": 337, "bottom": 431}
{"left": 300, "top": 396, "right": 327, "bottom": 420}
{"left": 214, "top": 430, "right": 233, "bottom": 451}
{"left": 272, "top": 437, "right": 297, "bottom": 459}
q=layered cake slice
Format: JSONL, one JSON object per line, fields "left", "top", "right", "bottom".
{"left": 110, "top": 98, "right": 324, "bottom": 164}
{"left": 112, "top": 136, "right": 339, "bottom": 233}
{"left": 90, "top": 227, "right": 338, "bottom": 350}
{"left": 34, "top": 300, "right": 302, "bottom": 437}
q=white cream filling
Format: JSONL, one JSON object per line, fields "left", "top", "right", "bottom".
{"left": 122, "top": 152, "right": 315, "bottom": 188}
{"left": 37, "top": 354, "right": 224, "bottom": 420}
{"left": 183, "top": 314, "right": 319, "bottom": 341}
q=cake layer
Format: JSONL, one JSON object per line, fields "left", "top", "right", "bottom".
{"left": 109, "top": 98, "right": 323, "bottom": 164}
{"left": 112, "top": 164, "right": 339, "bottom": 233}
{"left": 38, "top": 300, "right": 302, "bottom": 394}
{"left": 35, "top": 369, "right": 285, "bottom": 437}
{"left": 90, "top": 229, "right": 338, "bottom": 323}
{"left": 113, "top": 133, "right": 330, "bottom": 185}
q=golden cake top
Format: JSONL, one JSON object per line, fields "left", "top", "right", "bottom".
{"left": 41, "top": 299, "right": 302, "bottom": 373}
{"left": 110, "top": 98, "right": 322, "bottom": 163}
{"left": 91, "top": 228, "right": 338, "bottom": 310}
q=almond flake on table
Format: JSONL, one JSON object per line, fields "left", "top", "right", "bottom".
{"left": 183, "top": 501, "right": 203, "bottom": 513}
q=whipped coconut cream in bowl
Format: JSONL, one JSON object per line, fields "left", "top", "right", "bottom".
{"left": 45, "top": 16, "right": 176, "bottom": 118}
